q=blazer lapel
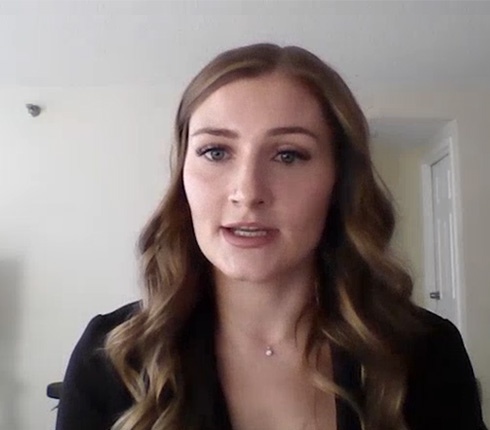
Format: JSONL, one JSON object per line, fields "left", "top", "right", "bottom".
{"left": 331, "top": 344, "right": 363, "bottom": 430}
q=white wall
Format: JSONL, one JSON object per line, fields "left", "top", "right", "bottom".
{"left": 1, "top": 85, "right": 489, "bottom": 428}
{"left": 371, "top": 143, "right": 428, "bottom": 306}
{"left": 0, "top": 85, "right": 179, "bottom": 430}
{"left": 364, "top": 86, "right": 490, "bottom": 424}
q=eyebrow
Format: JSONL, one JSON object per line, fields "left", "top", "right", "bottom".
{"left": 190, "top": 126, "right": 319, "bottom": 141}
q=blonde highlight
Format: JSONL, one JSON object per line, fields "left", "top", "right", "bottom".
{"left": 105, "top": 43, "right": 425, "bottom": 430}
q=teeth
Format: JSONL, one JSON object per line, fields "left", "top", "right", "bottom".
{"left": 232, "top": 228, "right": 268, "bottom": 237}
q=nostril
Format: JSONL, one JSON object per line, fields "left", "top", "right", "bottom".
{"left": 228, "top": 186, "right": 267, "bottom": 207}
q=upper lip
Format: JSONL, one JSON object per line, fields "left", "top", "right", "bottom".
{"left": 222, "top": 222, "right": 274, "bottom": 230}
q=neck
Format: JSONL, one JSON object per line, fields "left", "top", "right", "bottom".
{"left": 213, "top": 268, "right": 317, "bottom": 353}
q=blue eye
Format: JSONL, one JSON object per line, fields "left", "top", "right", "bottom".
{"left": 275, "top": 150, "right": 309, "bottom": 164}
{"left": 198, "top": 147, "right": 228, "bottom": 161}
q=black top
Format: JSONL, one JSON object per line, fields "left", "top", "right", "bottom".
{"left": 55, "top": 299, "right": 487, "bottom": 430}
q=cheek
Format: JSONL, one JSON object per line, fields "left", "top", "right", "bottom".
{"left": 300, "top": 190, "right": 331, "bottom": 228}
{"left": 183, "top": 163, "right": 220, "bottom": 222}
{"left": 183, "top": 171, "right": 203, "bottom": 214}
{"left": 281, "top": 175, "right": 334, "bottom": 234}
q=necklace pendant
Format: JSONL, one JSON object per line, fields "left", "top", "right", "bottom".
{"left": 265, "top": 346, "right": 274, "bottom": 356}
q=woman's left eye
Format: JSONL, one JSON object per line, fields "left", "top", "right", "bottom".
{"left": 274, "top": 150, "right": 309, "bottom": 164}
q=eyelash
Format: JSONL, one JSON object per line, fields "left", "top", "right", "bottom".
{"left": 196, "top": 145, "right": 311, "bottom": 164}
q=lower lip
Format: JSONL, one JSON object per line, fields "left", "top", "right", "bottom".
{"left": 220, "top": 227, "right": 278, "bottom": 248}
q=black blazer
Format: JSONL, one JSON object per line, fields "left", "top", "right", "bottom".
{"left": 55, "top": 298, "right": 487, "bottom": 430}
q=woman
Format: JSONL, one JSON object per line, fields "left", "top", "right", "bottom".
{"left": 56, "top": 44, "right": 487, "bottom": 430}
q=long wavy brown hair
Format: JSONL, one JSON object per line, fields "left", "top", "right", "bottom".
{"left": 105, "top": 43, "right": 425, "bottom": 430}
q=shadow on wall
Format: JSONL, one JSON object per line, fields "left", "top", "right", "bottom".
{"left": 0, "top": 258, "right": 23, "bottom": 430}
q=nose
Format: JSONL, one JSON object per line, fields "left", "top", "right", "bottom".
{"left": 228, "top": 161, "right": 271, "bottom": 208}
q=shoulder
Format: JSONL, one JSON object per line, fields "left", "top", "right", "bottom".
{"left": 404, "top": 307, "right": 487, "bottom": 429}
{"left": 87, "top": 301, "right": 142, "bottom": 339}
{"left": 73, "top": 301, "right": 142, "bottom": 359}
{"left": 71, "top": 302, "right": 141, "bottom": 366}
{"left": 411, "top": 307, "right": 462, "bottom": 348}
{"left": 407, "top": 307, "right": 473, "bottom": 385}
{"left": 66, "top": 300, "right": 142, "bottom": 379}
{"left": 408, "top": 307, "right": 471, "bottom": 372}
{"left": 56, "top": 302, "right": 141, "bottom": 429}
{"left": 413, "top": 306, "right": 459, "bottom": 332}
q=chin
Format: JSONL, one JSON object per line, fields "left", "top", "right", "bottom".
{"left": 214, "top": 262, "right": 286, "bottom": 284}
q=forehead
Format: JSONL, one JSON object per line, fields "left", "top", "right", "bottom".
{"left": 188, "top": 72, "right": 330, "bottom": 135}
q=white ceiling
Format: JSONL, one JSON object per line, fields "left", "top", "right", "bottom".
{"left": 1, "top": 0, "right": 490, "bottom": 89}
{"left": 2, "top": 0, "right": 489, "bottom": 146}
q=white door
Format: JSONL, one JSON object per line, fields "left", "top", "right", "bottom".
{"left": 430, "top": 154, "right": 458, "bottom": 323}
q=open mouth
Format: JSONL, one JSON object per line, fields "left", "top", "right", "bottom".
{"left": 226, "top": 227, "right": 269, "bottom": 237}
{"left": 220, "top": 225, "right": 277, "bottom": 248}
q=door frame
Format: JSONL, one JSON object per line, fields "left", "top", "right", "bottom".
{"left": 420, "top": 133, "right": 465, "bottom": 335}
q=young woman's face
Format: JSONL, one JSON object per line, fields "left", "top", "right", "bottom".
{"left": 183, "top": 72, "right": 336, "bottom": 284}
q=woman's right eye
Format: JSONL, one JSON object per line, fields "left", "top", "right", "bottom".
{"left": 197, "top": 147, "right": 228, "bottom": 162}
